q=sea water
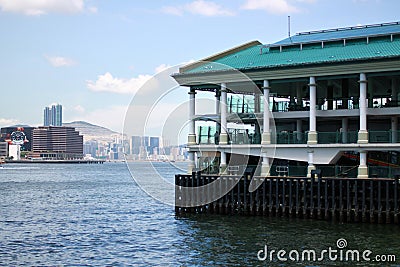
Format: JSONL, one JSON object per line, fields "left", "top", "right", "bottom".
{"left": 0, "top": 162, "right": 399, "bottom": 266}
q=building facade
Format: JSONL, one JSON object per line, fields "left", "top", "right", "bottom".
{"left": 0, "top": 126, "right": 34, "bottom": 151}
{"left": 0, "top": 142, "right": 7, "bottom": 158}
{"left": 172, "top": 22, "right": 400, "bottom": 178}
{"left": 44, "top": 104, "right": 63, "bottom": 126}
{"left": 31, "top": 126, "right": 83, "bottom": 159}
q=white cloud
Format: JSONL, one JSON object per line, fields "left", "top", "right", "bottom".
{"left": 242, "top": 0, "right": 301, "bottom": 14}
{"left": 45, "top": 55, "right": 76, "bottom": 67}
{"left": 86, "top": 64, "right": 171, "bottom": 95}
{"left": 0, "top": 118, "right": 19, "bottom": 127}
{"left": 163, "top": 0, "right": 234, "bottom": 17}
{"left": 0, "top": 0, "right": 95, "bottom": 16}
{"left": 86, "top": 72, "right": 152, "bottom": 95}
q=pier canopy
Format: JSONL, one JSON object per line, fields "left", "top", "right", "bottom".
{"left": 173, "top": 22, "right": 400, "bottom": 85}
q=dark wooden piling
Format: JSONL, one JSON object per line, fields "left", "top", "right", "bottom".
{"left": 395, "top": 178, "right": 399, "bottom": 224}
{"left": 175, "top": 174, "right": 400, "bottom": 224}
{"left": 354, "top": 180, "right": 359, "bottom": 222}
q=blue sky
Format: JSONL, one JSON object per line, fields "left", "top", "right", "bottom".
{"left": 0, "top": 0, "right": 398, "bottom": 132}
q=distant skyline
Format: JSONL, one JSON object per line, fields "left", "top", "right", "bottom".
{"left": 0, "top": 0, "right": 399, "bottom": 132}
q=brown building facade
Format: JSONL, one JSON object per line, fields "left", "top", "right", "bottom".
{"left": 31, "top": 126, "right": 83, "bottom": 159}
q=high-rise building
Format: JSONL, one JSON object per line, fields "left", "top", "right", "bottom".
{"left": 43, "top": 104, "right": 62, "bottom": 126}
{"left": 31, "top": 126, "right": 83, "bottom": 159}
{"left": 149, "top": 137, "right": 160, "bottom": 155}
{"left": 130, "top": 136, "right": 142, "bottom": 155}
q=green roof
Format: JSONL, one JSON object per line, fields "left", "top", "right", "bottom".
{"left": 274, "top": 22, "right": 400, "bottom": 46}
{"left": 178, "top": 22, "right": 400, "bottom": 75}
{"left": 183, "top": 37, "right": 400, "bottom": 74}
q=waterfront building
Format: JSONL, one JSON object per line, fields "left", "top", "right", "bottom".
{"left": 0, "top": 126, "right": 34, "bottom": 151}
{"left": 43, "top": 104, "right": 63, "bottom": 126}
{"left": 31, "top": 126, "right": 83, "bottom": 159}
{"left": 8, "top": 144, "right": 20, "bottom": 160}
{"left": 172, "top": 22, "right": 400, "bottom": 179}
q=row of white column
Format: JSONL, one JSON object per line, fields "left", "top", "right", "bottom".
{"left": 188, "top": 73, "right": 390, "bottom": 178}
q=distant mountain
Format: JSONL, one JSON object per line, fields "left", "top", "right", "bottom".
{"left": 63, "top": 121, "right": 120, "bottom": 143}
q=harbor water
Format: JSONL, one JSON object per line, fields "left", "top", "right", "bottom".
{"left": 1, "top": 162, "right": 399, "bottom": 266}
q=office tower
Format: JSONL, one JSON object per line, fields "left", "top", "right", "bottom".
{"left": 43, "top": 104, "right": 63, "bottom": 126}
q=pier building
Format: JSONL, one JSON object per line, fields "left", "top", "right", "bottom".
{"left": 173, "top": 22, "right": 400, "bottom": 179}
{"left": 173, "top": 22, "right": 400, "bottom": 223}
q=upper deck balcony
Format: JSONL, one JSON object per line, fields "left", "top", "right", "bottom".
{"left": 227, "top": 93, "right": 400, "bottom": 115}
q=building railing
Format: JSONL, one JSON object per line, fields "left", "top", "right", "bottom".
{"left": 317, "top": 165, "right": 359, "bottom": 178}
{"left": 318, "top": 131, "right": 358, "bottom": 144}
{"left": 318, "top": 98, "right": 358, "bottom": 110}
{"left": 228, "top": 95, "right": 256, "bottom": 114}
{"left": 226, "top": 95, "right": 400, "bottom": 114}
{"left": 197, "top": 127, "right": 400, "bottom": 145}
{"left": 369, "top": 166, "right": 400, "bottom": 178}
{"left": 198, "top": 126, "right": 262, "bottom": 144}
{"left": 269, "top": 165, "right": 308, "bottom": 177}
{"left": 369, "top": 130, "right": 400, "bottom": 143}
{"left": 275, "top": 131, "right": 307, "bottom": 144}
{"left": 228, "top": 129, "right": 261, "bottom": 145}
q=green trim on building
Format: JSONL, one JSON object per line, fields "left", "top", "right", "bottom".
{"left": 175, "top": 22, "right": 400, "bottom": 78}
{"left": 183, "top": 37, "right": 400, "bottom": 74}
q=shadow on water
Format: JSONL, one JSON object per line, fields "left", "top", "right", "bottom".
{"left": 174, "top": 214, "right": 400, "bottom": 266}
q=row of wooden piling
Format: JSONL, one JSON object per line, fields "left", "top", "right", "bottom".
{"left": 175, "top": 173, "right": 400, "bottom": 224}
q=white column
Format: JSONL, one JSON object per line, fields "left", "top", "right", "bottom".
{"left": 187, "top": 151, "right": 196, "bottom": 174}
{"left": 262, "top": 80, "right": 271, "bottom": 145}
{"left": 307, "top": 150, "right": 316, "bottom": 177}
{"left": 358, "top": 151, "right": 368, "bottom": 178}
{"left": 220, "top": 150, "right": 227, "bottom": 174}
{"left": 188, "top": 88, "right": 197, "bottom": 145}
{"left": 215, "top": 89, "right": 221, "bottom": 142}
{"left": 392, "top": 117, "right": 398, "bottom": 143}
{"left": 219, "top": 83, "right": 228, "bottom": 145}
{"left": 187, "top": 88, "right": 197, "bottom": 174}
{"left": 261, "top": 80, "right": 271, "bottom": 175}
{"left": 308, "top": 76, "right": 318, "bottom": 144}
{"left": 358, "top": 73, "right": 368, "bottom": 143}
{"left": 342, "top": 118, "right": 348, "bottom": 143}
{"left": 261, "top": 154, "right": 270, "bottom": 176}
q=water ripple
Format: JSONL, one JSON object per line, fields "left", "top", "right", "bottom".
{"left": 1, "top": 163, "right": 399, "bottom": 266}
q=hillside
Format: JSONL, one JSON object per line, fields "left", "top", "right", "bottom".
{"left": 63, "top": 121, "right": 121, "bottom": 143}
